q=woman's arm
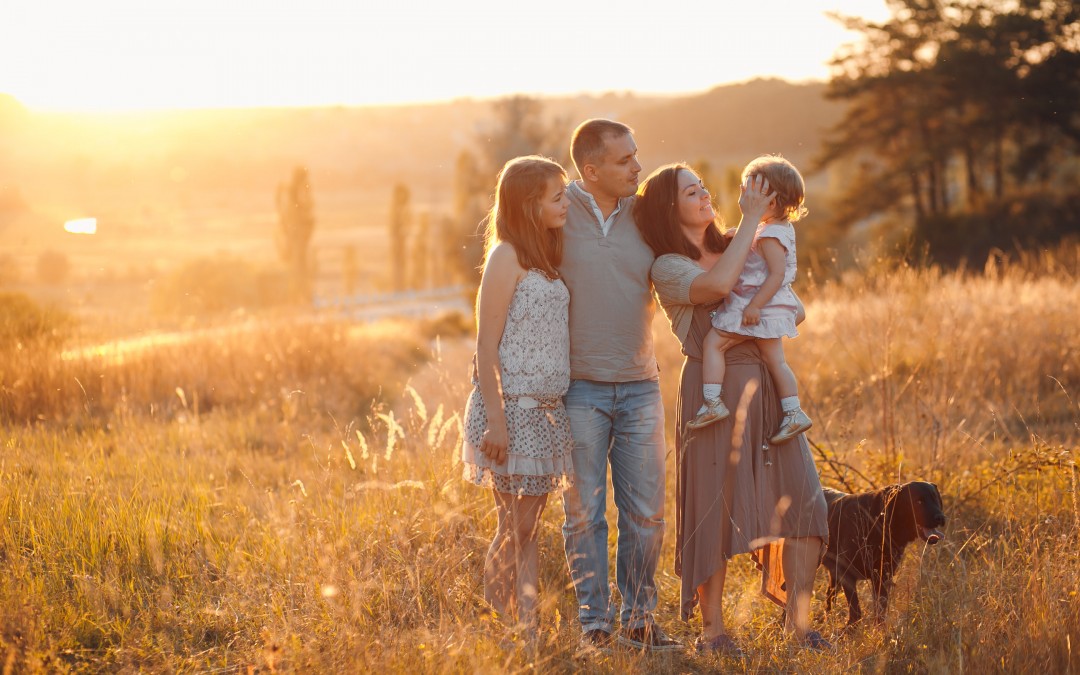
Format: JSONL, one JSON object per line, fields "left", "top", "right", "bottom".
{"left": 741, "top": 237, "right": 787, "bottom": 326}
{"left": 688, "top": 174, "right": 774, "bottom": 304}
{"left": 792, "top": 288, "right": 806, "bottom": 325}
{"left": 474, "top": 243, "right": 524, "bottom": 465}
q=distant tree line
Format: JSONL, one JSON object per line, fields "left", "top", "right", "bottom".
{"left": 818, "top": 0, "right": 1080, "bottom": 265}
{"left": 386, "top": 96, "right": 572, "bottom": 291}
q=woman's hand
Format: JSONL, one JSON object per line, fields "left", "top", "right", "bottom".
{"left": 480, "top": 421, "right": 509, "bottom": 465}
{"left": 793, "top": 290, "right": 806, "bottom": 325}
{"left": 686, "top": 175, "right": 775, "bottom": 304}
{"left": 738, "top": 174, "right": 774, "bottom": 224}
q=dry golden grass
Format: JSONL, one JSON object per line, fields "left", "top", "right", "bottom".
{"left": 1, "top": 247, "right": 1078, "bottom": 673}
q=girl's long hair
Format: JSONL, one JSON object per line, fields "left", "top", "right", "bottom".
{"left": 633, "top": 163, "right": 728, "bottom": 260}
{"left": 483, "top": 155, "right": 566, "bottom": 278}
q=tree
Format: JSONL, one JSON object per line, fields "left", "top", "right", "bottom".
{"left": 342, "top": 245, "right": 359, "bottom": 297}
{"left": 478, "top": 95, "right": 570, "bottom": 172}
{"left": 817, "top": 0, "right": 1080, "bottom": 260}
{"left": 389, "top": 183, "right": 411, "bottom": 291}
{"left": 274, "top": 166, "right": 316, "bottom": 302}
{"left": 451, "top": 149, "right": 490, "bottom": 284}
{"left": 410, "top": 211, "right": 430, "bottom": 290}
{"left": 448, "top": 96, "right": 574, "bottom": 286}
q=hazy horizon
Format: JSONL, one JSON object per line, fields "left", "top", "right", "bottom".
{"left": 1, "top": 0, "right": 890, "bottom": 113}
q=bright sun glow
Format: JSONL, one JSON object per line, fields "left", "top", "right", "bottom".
{"left": 64, "top": 218, "right": 98, "bottom": 234}
{"left": 1, "top": 1, "right": 891, "bottom": 112}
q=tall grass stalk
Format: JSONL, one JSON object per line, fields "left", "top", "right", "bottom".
{"left": 2, "top": 248, "right": 1078, "bottom": 672}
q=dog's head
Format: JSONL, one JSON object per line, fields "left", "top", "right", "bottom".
{"left": 885, "top": 481, "right": 946, "bottom": 545}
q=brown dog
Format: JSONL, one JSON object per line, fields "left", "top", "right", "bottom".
{"left": 821, "top": 481, "right": 946, "bottom": 626}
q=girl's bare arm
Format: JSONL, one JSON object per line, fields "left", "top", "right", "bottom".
{"left": 474, "top": 243, "right": 524, "bottom": 465}
{"left": 741, "top": 237, "right": 787, "bottom": 325}
{"left": 689, "top": 174, "right": 774, "bottom": 304}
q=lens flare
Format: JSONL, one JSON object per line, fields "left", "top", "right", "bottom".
{"left": 64, "top": 218, "right": 97, "bottom": 234}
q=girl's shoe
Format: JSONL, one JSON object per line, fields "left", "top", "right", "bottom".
{"left": 687, "top": 398, "right": 730, "bottom": 430}
{"left": 769, "top": 409, "right": 812, "bottom": 444}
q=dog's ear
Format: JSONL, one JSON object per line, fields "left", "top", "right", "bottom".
{"left": 885, "top": 484, "right": 922, "bottom": 538}
{"left": 880, "top": 484, "right": 903, "bottom": 518}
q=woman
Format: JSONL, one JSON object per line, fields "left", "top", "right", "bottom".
{"left": 633, "top": 164, "right": 830, "bottom": 654}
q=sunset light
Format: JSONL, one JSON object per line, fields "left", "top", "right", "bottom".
{"left": 0, "top": 0, "right": 891, "bottom": 112}
{"left": 63, "top": 218, "right": 97, "bottom": 234}
{"left": 1, "top": 0, "right": 1078, "bottom": 669}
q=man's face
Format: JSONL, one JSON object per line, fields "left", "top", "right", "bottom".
{"left": 591, "top": 132, "right": 641, "bottom": 200}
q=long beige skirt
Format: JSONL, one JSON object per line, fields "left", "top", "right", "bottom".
{"left": 674, "top": 306, "right": 828, "bottom": 619}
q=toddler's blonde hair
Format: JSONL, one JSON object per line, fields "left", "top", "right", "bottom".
{"left": 741, "top": 155, "right": 808, "bottom": 223}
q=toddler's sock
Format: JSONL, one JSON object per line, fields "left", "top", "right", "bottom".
{"left": 780, "top": 396, "right": 801, "bottom": 413}
{"left": 703, "top": 383, "right": 723, "bottom": 403}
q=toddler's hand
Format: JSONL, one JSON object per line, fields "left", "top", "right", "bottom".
{"left": 742, "top": 306, "right": 761, "bottom": 326}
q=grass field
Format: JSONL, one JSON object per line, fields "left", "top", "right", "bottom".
{"left": 1, "top": 247, "right": 1078, "bottom": 673}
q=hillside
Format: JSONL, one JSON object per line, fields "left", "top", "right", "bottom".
{"left": 0, "top": 80, "right": 842, "bottom": 289}
{"left": 624, "top": 78, "right": 843, "bottom": 169}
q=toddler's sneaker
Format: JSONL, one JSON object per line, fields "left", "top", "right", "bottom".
{"left": 769, "top": 409, "right": 812, "bottom": 444}
{"left": 687, "top": 398, "right": 730, "bottom": 430}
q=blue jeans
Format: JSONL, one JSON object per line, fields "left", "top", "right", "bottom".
{"left": 561, "top": 378, "right": 667, "bottom": 632}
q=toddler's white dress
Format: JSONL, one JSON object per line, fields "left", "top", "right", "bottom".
{"left": 711, "top": 221, "right": 800, "bottom": 340}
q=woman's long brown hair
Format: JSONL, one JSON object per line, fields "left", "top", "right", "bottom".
{"left": 633, "top": 163, "right": 728, "bottom": 260}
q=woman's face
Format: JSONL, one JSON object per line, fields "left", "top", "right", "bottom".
{"left": 538, "top": 175, "right": 569, "bottom": 229}
{"left": 675, "top": 169, "right": 715, "bottom": 228}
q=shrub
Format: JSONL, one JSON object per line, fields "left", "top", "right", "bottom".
{"left": 0, "top": 253, "right": 18, "bottom": 285}
{"left": 150, "top": 255, "right": 291, "bottom": 316}
{"left": 0, "top": 291, "right": 72, "bottom": 350}
{"left": 913, "top": 192, "right": 1080, "bottom": 267}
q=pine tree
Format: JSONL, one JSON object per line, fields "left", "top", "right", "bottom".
{"left": 274, "top": 166, "right": 316, "bottom": 302}
{"left": 389, "top": 183, "right": 411, "bottom": 292}
{"left": 410, "top": 211, "right": 430, "bottom": 290}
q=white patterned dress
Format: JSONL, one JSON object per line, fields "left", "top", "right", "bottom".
{"left": 461, "top": 269, "right": 575, "bottom": 496}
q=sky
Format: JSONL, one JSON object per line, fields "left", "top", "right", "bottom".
{"left": 0, "top": 0, "right": 891, "bottom": 112}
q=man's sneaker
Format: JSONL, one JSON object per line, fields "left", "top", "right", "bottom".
{"left": 576, "top": 628, "right": 613, "bottom": 656}
{"left": 769, "top": 409, "right": 812, "bottom": 444}
{"left": 616, "top": 624, "right": 682, "bottom": 653}
{"left": 687, "top": 398, "right": 730, "bottom": 430}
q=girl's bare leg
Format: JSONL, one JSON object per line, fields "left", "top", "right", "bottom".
{"left": 486, "top": 490, "right": 518, "bottom": 620}
{"left": 702, "top": 330, "right": 748, "bottom": 386}
{"left": 509, "top": 493, "right": 548, "bottom": 634}
{"left": 756, "top": 338, "right": 799, "bottom": 399}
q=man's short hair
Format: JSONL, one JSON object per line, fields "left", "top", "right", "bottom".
{"left": 570, "top": 119, "right": 634, "bottom": 178}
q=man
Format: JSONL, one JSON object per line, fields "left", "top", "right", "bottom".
{"left": 558, "top": 119, "right": 679, "bottom": 653}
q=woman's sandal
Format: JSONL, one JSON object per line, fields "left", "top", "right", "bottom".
{"left": 695, "top": 633, "right": 746, "bottom": 659}
{"left": 799, "top": 630, "right": 834, "bottom": 651}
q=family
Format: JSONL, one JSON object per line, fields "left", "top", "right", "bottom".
{"left": 460, "top": 119, "right": 830, "bottom": 657}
